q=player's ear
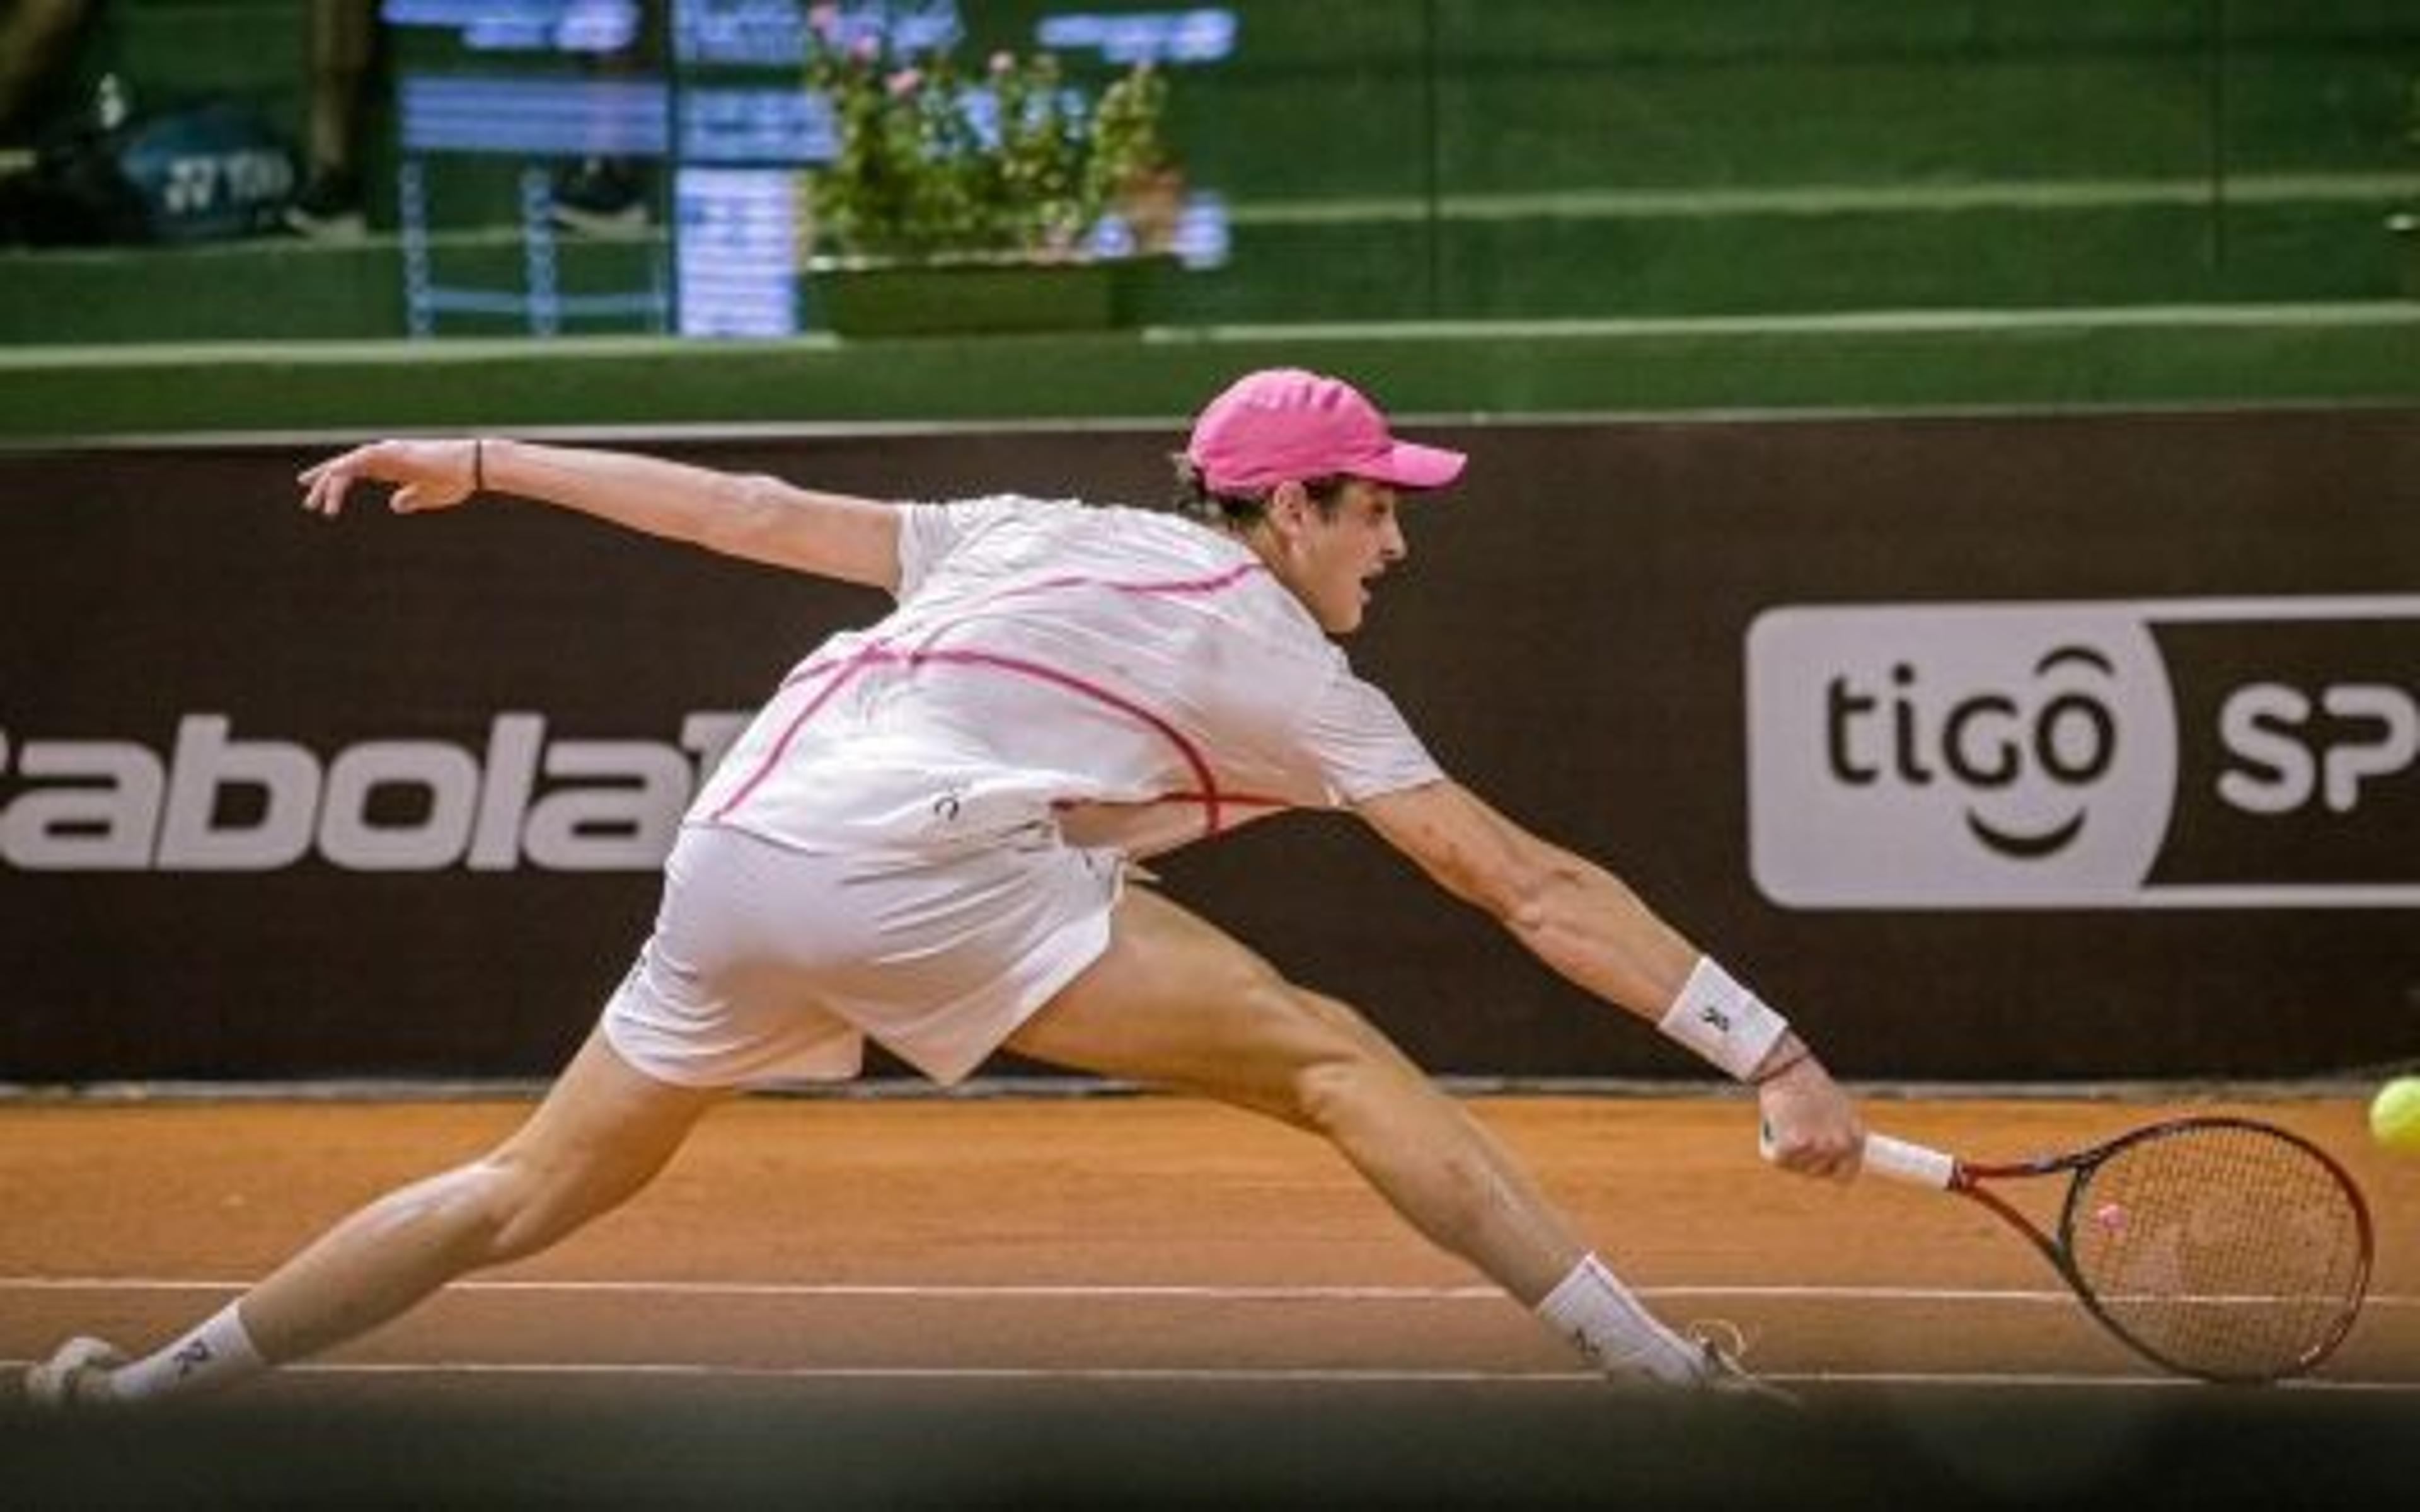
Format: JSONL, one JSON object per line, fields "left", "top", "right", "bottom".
{"left": 1266, "top": 480, "right": 1311, "bottom": 536}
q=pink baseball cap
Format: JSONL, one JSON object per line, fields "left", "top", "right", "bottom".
{"left": 1184, "top": 368, "right": 1466, "bottom": 495}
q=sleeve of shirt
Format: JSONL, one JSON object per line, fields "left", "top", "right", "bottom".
{"left": 1300, "top": 669, "right": 1447, "bottom": 804}
{"left": 892, "top": 494, "right": 1028, "bottom": 602}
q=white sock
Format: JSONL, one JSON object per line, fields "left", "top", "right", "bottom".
{"left": 1534, "top": 1254, "right": 1703, "bottom": 1386}
{"left": 107, "top": 1302, "right": 269, "bottom": 1402}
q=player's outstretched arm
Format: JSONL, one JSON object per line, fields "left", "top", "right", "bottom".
{"left": 297, "top": 437, "right": 902, "bottom": 590}
{"left": 1355, "top": 777, "right": 1864, "bottom": 1177}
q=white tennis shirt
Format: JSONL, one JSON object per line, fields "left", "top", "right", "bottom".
{"left": 689, "top": 494, "right": 1445, "bottom": 859}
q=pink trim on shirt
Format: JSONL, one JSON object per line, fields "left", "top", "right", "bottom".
{"left": 717, "top": 558, "right": 1276, "bottom": 833}
{"left": 905, "top": 646, "right": 1230, "bottom": 833}
{"left": 1100, "top": 789, "right": 1293, "bottom": 813}
{"left": 1001, "top": 560, "right": 1267, "bottom": 600}
{"left": 708, "top": 641, "right": 889, "bottom": 822}
{"left": 716, "top": 643, "right": 1253, "bottom": 837}
{"left": 908, "top": 561, "right": 1268, "bottom": 632}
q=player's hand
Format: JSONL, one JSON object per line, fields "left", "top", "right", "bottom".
{"left": 1756, "top": 1055, "right": 1864, "bottom": 1182}
{"left": 298, "top": 439, "right": 481, "bottom": 519}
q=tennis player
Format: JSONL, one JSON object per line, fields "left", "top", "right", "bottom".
{"left": 26, "top": 368, "right": 1864, "bottom": 1407}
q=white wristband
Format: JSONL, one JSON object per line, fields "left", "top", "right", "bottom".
{"left": 1657, "top": 957, "right": 1789, "bottom": 1081}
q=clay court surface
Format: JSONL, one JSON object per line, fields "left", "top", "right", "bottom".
{"left": 4, "top": 1088, "right": 2415, "bottom": 1504}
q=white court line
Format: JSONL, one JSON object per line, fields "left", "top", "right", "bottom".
{"left": 2, "top": 1275, "right": 2412, "bottom": 1307}
{"left": 0, "top": 1357, "right": 2412, "bottom": 1392}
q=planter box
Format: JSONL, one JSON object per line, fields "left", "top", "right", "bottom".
{"left": 808, "top": 256, "right": 1168, "bottom": 338}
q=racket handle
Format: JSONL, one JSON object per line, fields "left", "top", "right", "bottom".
{"left": 1861, "top": 1133, "right": 1959, "bottom": 1189}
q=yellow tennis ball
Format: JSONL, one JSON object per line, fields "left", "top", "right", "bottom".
{"left": 2371, "top": 1077, "right": 2420, "bottom": 1154}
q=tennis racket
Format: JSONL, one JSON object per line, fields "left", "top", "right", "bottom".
{"left": 1853, "top": 1116, "right": 2373, "bottom": 1383}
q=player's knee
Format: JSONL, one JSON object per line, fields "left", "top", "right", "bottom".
{"left": 369, "top": 1159, "right": 529, "bottom": 1270}
{"left": 470, "top": 1150, "right": 648, "bottom": 1264}
{"left": 1289, "top": 1036, "right": 1411, "bottom": 1136}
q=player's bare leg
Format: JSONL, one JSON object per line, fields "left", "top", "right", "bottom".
{"left": 29, "top": 1028, "right": 723, "bottom": 1406}
{"left": 1006, "top": 886, "right": 1719, "bottom": 1385}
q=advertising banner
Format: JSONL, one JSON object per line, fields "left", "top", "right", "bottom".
{"left": 1748, "top": 597, "right": 2420, "bottom": 909}
{"left": 4, "top": 410, "right": 2414, "bottom": 1082}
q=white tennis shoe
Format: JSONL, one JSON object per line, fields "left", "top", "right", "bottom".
{"left": 1687, "top": 1320, "right": 1801, "bottom": 1406}
{"left": 23, "top": 1336, "right": 126, "bottom": 1409}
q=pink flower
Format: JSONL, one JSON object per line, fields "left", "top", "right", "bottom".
{"left": 989, "top": 50, "right": 1015, "bottom": 75}
{"left": 807, "top": 3, "right": 839, "bottom": 37}
{"left": 886, "top": 67, "right": 923, "bottom": 96}
{"left": 851, "top": 34, "right": 879, "bottom": 62}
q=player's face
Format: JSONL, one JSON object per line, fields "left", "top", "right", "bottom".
{"left": 1279, "top": 478, "right": 1407, "bottom": 634}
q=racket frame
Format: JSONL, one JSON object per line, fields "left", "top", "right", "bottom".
{"left": 1870, "top": 1114, "right": 2374, "bottom": 1384}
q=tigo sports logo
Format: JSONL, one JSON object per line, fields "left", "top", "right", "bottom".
{"left": 1746, "top": 598, "right": 2420, "bottom": 908}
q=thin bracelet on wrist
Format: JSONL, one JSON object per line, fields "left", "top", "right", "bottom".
{"left": 1749, "top": 1045, "right": 1814, "bottom": 1086}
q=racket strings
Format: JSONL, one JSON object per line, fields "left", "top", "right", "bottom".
{"left": 2066, "top": 1125, "right": 2366, "bottom": 1381}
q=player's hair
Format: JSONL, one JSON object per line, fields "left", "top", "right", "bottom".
{"left": 1167, "top": 455, "right": 1349, "bottom": 529}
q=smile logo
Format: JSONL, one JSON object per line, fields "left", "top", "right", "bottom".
{"left": 1748, "top": 604, "right": 2176, "bottom": 909}
{"left": 1819, "top": 642, "right": 2126, "bottom": 861}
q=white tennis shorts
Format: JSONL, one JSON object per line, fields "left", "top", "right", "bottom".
{"left": 602, "top": 822, "right": 1124, "bottom": 1087}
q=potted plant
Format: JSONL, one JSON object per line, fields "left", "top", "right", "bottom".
{"left": 800, "top": 8, "right": 1179, "bottom": 336}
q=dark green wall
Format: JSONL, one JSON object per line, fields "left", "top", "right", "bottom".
{"left": 7, "top": 0, "right": 2414, "bottom": 345}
